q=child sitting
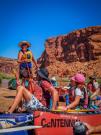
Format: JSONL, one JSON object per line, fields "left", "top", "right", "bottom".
{"left": 58, "top": 73, "right": 89, "bottom": 111}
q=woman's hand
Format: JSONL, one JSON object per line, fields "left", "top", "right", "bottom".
{"left": 22, "top": 59, "right": 28, "bottom": 62}
{"left": 17, "top": 59, "right": 27, "bottom": 63}
{"left": 84, "top": 123, "right": 94, "bottom": 135}
{"left": 16, "top": 80, "right": 21, "bottom": 86}
{"left": 57, "top": 106, "right": 67, "bottom": 111}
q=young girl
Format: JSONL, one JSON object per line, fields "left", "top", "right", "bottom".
{"left": 58, "top": 73, "right": 88, "bottom": 111}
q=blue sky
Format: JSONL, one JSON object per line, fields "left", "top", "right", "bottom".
{"left": 0, "top": 0, "right": 101, "bottom": 60}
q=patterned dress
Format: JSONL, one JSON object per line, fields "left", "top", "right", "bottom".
{"left": 23, "top": 95, "right": 48, "bottom": 111}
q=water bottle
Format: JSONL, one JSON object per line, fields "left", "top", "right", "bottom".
{"left": 65, "top": 95, "right": 69, "bottom": 105}
{"left": 73, "top": 122, "right": 87, "bottom": 135}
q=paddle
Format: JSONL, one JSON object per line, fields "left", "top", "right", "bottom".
{"left": 51, "top": 108, "right": 101, "bottom": 113}
{"left": 0, "top": 125, "right": 42, "bottom": 133}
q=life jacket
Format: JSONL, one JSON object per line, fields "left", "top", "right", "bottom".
{"left": 20, "top": 49, "right": 32, "bottom": 62}
{"left": 69, "top": 86, "right": 89, "bottom": 108}
{"left": 68, "top": 86, "right": 75, "bottom": 103}
{"left": 19, "top": 49, "right": 33, "bottom": 71}
{"left": 79, "top": 87, "right": 89, "bottom": 108}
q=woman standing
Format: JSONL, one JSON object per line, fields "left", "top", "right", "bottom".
{"left": 17, "top": 41, "right": 38, "bottom": 81}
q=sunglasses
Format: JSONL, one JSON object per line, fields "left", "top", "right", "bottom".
{"left": 21, "top": 44, "right": 27, "bottom": 47}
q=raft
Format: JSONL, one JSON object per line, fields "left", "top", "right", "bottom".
{"left": 34, "top": 110, "right": 101, "bottom": 135}
{"left": 0, "top": 110, "right": 101, "bottom": 135}
{"left": 0, "top": 113, "right": 33, "bottom": 129}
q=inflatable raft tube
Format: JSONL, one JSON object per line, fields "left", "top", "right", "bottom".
{"left": 34, "top": 110, "right": 101, "bottom": 135}
{"left": 0, "top": 113, "right": 33, "bottom": 129}
{"left": 0, "top": 113, "right": 34, "bottom": 135}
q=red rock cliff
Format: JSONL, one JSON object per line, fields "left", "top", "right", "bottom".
{"left": 38, "top": 26, "right": 101, "bottom": 77}
{"left": 0, "top": 57, "right": 17, "bottom": 75}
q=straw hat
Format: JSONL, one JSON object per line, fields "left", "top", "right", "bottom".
{"left": 18, "top": 41, "right": 31, "bottom": 48}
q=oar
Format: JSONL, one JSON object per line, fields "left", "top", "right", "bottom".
{"left": 0, "top": 125, "right": 42, "bottom": 133}
{"left": 51, "top": 108, "right": 101, "bottom": 113}
{"left": 66, "top": 109, "right": 95, "bottom": 112}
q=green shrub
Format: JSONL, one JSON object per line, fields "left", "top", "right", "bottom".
{"left": 0, "top": 72, "right": 14, "bottom": 80}
{"left": 97, "top": 79, "right": 101, "bottom": 84}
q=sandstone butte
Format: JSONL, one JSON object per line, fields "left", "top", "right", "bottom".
{"left": 0, "top": 26, "right": 101, "bottom": 78}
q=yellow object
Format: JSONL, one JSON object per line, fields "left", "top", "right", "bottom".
{"left": 66, "top": 109, "right": 90, "bottom": 112}
{"left": 22, "top": 51, "right": 32, "bottom": 62}
{"left": 52, "top": 109, "right": 91, "bottom": 113}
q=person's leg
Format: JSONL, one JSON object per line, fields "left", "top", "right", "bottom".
{"left": 51, "top": 90, "right": 59, "bottom": 110}
{"left": 8, "top": 86, "right": 32, "bottom": 113}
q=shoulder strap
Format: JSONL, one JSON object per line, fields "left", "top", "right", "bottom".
{"left": 82, "top": 87, "right": 86, "bottom": 98}
{"left": 19, "top": 49, "right": 25, "bottom": 54}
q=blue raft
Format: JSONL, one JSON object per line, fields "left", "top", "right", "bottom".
{"left": 0, "top": 113, "right": 33, "bottom": 135}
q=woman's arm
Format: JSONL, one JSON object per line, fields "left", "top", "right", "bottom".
{"left": 41, "top": 80, "right": 59, "bottom": 110}
{"left": 66, "top": 96, "right": 81, "bottom": 109}
{"left": 17, "top": 52, "right": 23, "bottom": 63}
{"left": 91, "top": 88, "right": 100, "bottom": 99}
{"left": 85, "top": 123, "right": 101, "bottom": 135}
{"left": 12, "top": 69, "right": 21, "bottom": 87}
